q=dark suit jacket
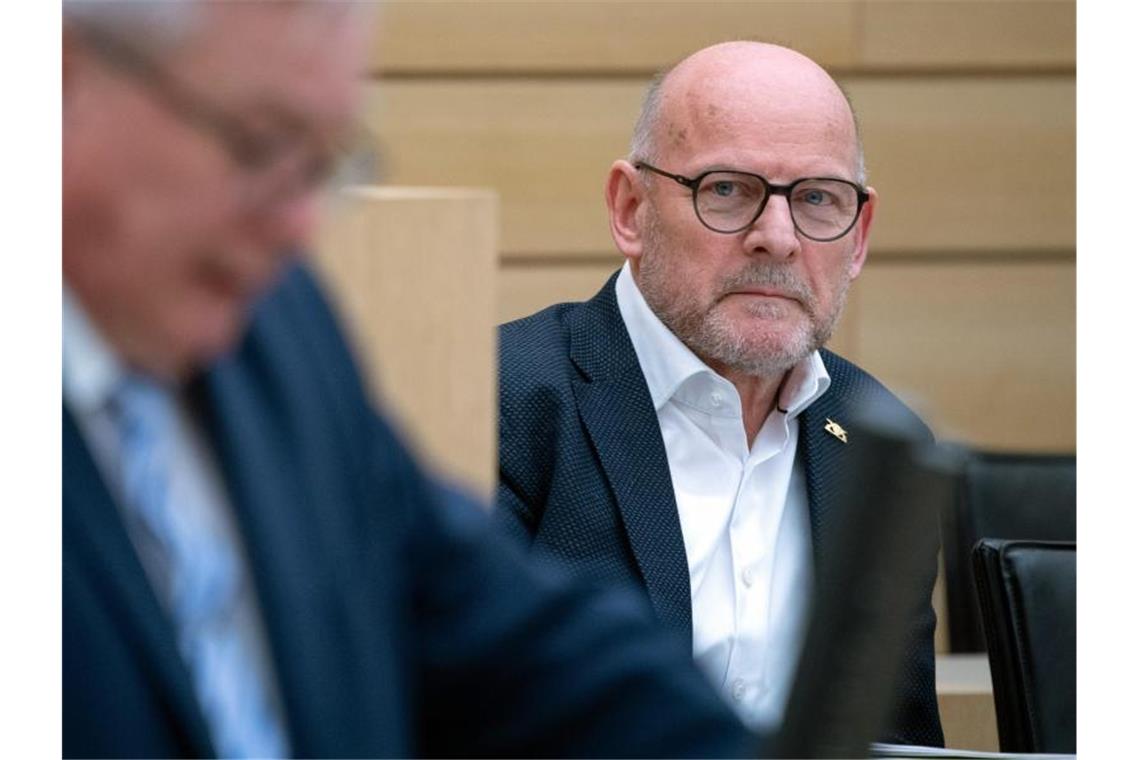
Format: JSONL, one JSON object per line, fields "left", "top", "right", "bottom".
{"left": 496, "top": 272, "right": 945, "bottom": 747}
{"left": 63, "top": 265, "right": 757, "bottom": 758}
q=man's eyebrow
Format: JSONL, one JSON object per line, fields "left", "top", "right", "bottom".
{"left": 708, "top": 164, "right": 753, "bottom": 173}
{"left": 693, "top": 164, "right": 763, "bottom": 176}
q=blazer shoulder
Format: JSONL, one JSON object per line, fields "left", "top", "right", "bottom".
{"left": 499, "top": 294, "right": 601, "bottom": 403}
{"left": 500, "top": 302, "right": 576, "bottom": 369}
{"left": 498, "top": 301, "right": 588, "bottom": 453}
{"left": 497, "top": 296, "right": 610, "bottom": 533}
{"left": 499, "top": 271, "right": 623, "bottom": 389}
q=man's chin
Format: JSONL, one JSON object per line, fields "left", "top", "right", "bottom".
{"left": 729, "top": 312, "right": 813, "bottom": 348}
{"left": 146, "top": 307, "right": 250, "bottom": 380}
{"left": 707, "top": 320, "right": 817, "bottom": 377}
{"left": 192, "top": 310, "right": 251, "bottom": 364}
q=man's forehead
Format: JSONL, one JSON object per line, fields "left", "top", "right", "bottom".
{"left": 174, "top": 2, "right": 367, "bottom": 116}
{"left": 655, "top": 50, "right": 856, "bottom": 170}
{"left": 676, "top": 86, "right": 851, "bottom": 140}
{"left": 187, "top": 4, "right": 365, "bottom": 67}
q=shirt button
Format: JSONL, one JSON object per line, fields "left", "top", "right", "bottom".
{"left": 731, "top": 679, "right": 747, "bottom": 701}
{"left": 710, "top": 392, "right": 724, "bottom": 408}
{"left": 741, "top": 568, "right": 755, "bottom": 587}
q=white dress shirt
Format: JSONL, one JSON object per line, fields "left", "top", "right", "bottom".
{"left": 615, "top": 262, "right": 830, "bottom": 730}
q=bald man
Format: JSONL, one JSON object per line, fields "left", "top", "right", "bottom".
{"left": 497, "top": 42, "right": 944, "bottom": 746}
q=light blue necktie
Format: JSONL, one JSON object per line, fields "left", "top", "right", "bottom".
{"left": 113, "top": 374, "right": 290, "bottom": 758}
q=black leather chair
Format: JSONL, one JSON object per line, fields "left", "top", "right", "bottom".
{"left": 942, "top": 451, "right": 1076, "bottom": 651}
{"left": 972, "top": 539, "right": 1076, "bottom": 753}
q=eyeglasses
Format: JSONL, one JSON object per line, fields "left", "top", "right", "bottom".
{"left": 69, "top": 22, "right": 375, "bottom": 208}
{"left": 635, "top": 162, "right": 869, "bottom": 242}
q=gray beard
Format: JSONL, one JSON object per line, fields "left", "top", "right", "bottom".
{"left": 637, "top": 216, "right": 850, "bottom": 378}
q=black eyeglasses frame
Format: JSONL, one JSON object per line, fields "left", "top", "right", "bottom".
{"left": 634, "top": 161, "right": 870, "bottom": 242}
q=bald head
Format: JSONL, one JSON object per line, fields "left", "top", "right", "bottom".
{"left": 630, "top": 41, "right": 865, "bottom": 184}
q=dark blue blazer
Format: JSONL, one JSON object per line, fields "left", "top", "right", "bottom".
{"left": 496, "top": 272, "right": 945, "bottom": 748}
{"left": 63, "top": 266, "right": 758, "bottom": 758}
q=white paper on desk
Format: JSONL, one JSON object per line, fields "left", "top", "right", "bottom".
{"left": 870, "top": 742, "right": 1075, "bottom": 759}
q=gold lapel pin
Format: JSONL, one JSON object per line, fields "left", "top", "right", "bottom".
{"left": 824, "top": 418, "right": 848, "bottom": 444}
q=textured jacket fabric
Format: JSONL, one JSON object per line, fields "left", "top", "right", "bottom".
{"left": 63, "top": 265, "right": 759, "bottom": 758}
{"left": 497, "top": 271, "right": 945, "bottom": 747}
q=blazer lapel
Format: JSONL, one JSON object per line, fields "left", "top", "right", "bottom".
{"left": 799, "top": 389, "right": 852, "bottom": 571}
{"left": 800, "top": 350, "right": 882, "bottom": 570}
{"left": 568, "top": 277, "right": 693, "bottom": 640}
{"left": 63, "top": 406, "right": 216, "bottom": 757}
{"left": 193, "top": 360, "right": 343, "bottom": 757}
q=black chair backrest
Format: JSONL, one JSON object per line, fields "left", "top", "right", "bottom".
{"left": 943, "top": 451, "right": 1076, "bottom": 651}
{"left": 972, "top": 539, "right": 1076, "bottom": 753}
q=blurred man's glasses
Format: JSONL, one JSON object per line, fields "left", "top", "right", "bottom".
{"left": 68, "top": 23, "right": 376, "bottom": 208}
{"left": 635, "top": 162, "right": 869, "bottom": 242}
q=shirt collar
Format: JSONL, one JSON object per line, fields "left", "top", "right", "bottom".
{"left": 63, "top": 286, "right": 128, "bottom": 416}
{"left": 777, "top": 349, "right": 831, "bottom": 419}
{"left": 614, "top": 261, "right": 831, "bottom": 418}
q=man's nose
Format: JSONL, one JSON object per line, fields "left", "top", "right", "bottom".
{"left": 741, "top": 194, "right": 801, "bottom": 259}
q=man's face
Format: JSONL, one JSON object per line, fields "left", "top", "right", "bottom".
{"left": 630, "top": 51, "right": 876, "bottom": 379}
{"left": 63, "top": 4, "right": 368, "bottom": 379}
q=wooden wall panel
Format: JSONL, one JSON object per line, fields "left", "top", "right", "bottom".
{"left": 499, "top": 260, "right": 618, "bottom": 325}
{"left": 314, "top": 187, "right": 499, "bottom": 497}
{"left": 936, "top": 654, "right": 1000, "bottom": 751}
{"left": 366, "top": 77, "right": 1075, "bottom": 257}
{"left": 366, "top": 80, "right": 634, "bottom": 257}
{"left": 859, "top": 0, "right": 1075, "bottom": 70}
{"left": 374, "top": 1, "right": 1075, "bottom": 74}
{"left": 373, "top": 1, "right": 856, "bottom": 73}
{"left": 851, "top": 78, "right": 1075, "bottom": 253}
{"left": 852, "top": 259, "right": 1075, "bottom": 452}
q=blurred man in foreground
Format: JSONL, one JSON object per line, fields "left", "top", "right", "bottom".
{"left": 497, "top": 41, "right": 943, "bottom": 745}
{"left": 62, "top": 3, "right": 756, "bottom": 756}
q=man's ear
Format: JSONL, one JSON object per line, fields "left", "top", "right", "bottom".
{"left": 847, "top": 185, "right": 877, "bottom": 280}
{"left": 605, "top": 160, "right": 649, "bottom": 262}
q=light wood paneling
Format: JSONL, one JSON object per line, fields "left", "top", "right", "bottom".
{"left": 851, "top": 78, "right": 1075, "bottom": 253}
{"left": 853, "top": 259, "right": 1075, "bottom": 452}
{"left": 859, "top": 0, "right": 1075, "bottom": 70}
{"left": 314, "top": 187, "right": 499, "bottom": 497}
{"left": 366, "top": 77, "right": 1074, "bottom": 257}
{"left": 936, "top": 654, "right": 1000, "bottom": 751}
{"left": 367, "top": 80, "right": 635, "bottom": 257}
{"left": 372, "top": 0, "right": 1074, "bottom": 74}
{"left": 939, "top": 691, "right": 1000, "bottom": 752}
{"left": 499, "top": 260, "right": 618, "bottom": 324}
{"left": 373, "top": 1, "right": 856, "bottom": 73}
